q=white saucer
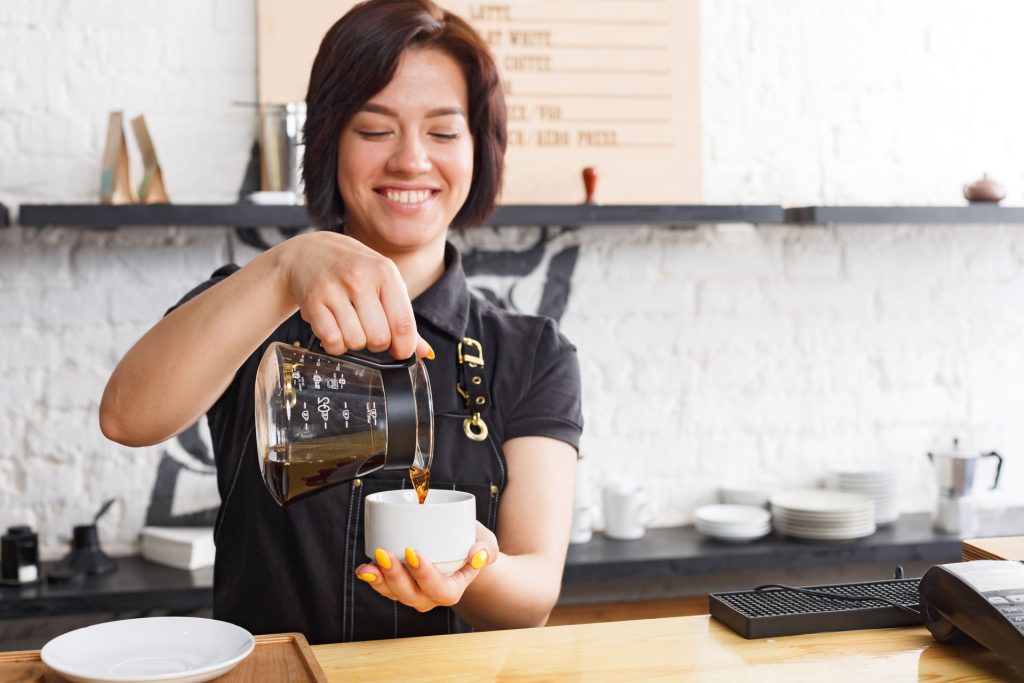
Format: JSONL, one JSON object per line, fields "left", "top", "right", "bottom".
{"left": 695, "top": 504, "right": 771, "bottom": 526}
{"left": 41, "top": 617, "right": 255, "bottom": 683}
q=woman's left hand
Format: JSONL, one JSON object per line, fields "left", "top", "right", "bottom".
{"left": 354, "top": 522, "right": 498, "bottom": 612}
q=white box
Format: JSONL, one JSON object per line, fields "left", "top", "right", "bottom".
{"left": 141, "top": 527, "right": 215, "bottom": 571}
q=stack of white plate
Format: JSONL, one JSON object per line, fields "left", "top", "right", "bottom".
{"left": 770, "top": 489, "right": 876, "bottom": 541}
{"left": 719, "top": 481, "right": 775, "bottom": 508}
{"left": 829, "top": 466, "right": 897, "bottom": 526}
{"left": 694, "top": 504, "right": 772, "bottom": 543}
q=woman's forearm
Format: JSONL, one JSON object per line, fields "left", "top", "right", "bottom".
{"left": 99, "top": 245, "right": 296, "bottom": 446}
{"left": 454, "top": 550, "right": 564, "bottom": 630}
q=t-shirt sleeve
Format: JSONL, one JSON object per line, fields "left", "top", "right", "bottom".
{"left": 502, "top": 318, "right": 584, "bottom": 451}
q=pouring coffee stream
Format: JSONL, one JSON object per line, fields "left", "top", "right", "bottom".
{"left": 255, "top": 341, "right": 434, "bottom": 506}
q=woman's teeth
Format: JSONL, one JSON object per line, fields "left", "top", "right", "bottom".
{"left": 384, "top": 189, "right": 432, "bottom": 204}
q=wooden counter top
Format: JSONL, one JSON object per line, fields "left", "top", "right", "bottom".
{"left": 311, "top": 615, "right": 1019, "bottom": 682}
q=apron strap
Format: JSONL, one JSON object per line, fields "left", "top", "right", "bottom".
{"left": 457, "top": 337, "right": 490, "bottom": 442}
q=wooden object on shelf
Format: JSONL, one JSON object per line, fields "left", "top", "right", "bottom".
{"left": 963, "top": 536, "right": 1024, "bottom": 561}
{"left": 582, "top": 167, "right": 599, "bottom": 204}
{"left": 99, "top": 112, "right": 137, "bottom": 205}
{"left": 0, "top": 632, "right": 327, "bottom": 682}
{"left": 131, "top": 115, "right": 170, "bottom": 204}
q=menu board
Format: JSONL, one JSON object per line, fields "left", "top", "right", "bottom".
{"left": 257, "top": 0, "right": 701, "bottom": 204}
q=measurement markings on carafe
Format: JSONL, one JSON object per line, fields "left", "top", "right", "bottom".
{"left": 342, "top": 401, "right": 350, "bottom": 428}
{"left": 367, "top": 402, "right": 378, "bottom": 426}
{"left": 318, "top": 396, "right": 330, "bottom": 426}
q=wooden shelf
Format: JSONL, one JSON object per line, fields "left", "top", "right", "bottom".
{"left": 18, "top": 203, "right": 310, "bottom": 229}
{"left": 785, "top": 204, "right": 1024, "bottom": 224}
{"left": 16, "top": 203, "right": 1024, "bottom": 229}
{"left": 15, "top": 203, "right": 785, "bottom": 228}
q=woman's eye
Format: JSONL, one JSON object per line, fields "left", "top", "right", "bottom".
{"left": 430, "top": 132, "right": 460, "bottom": 141}
{"left": 357, "top": 131, "right": 391, "bottom": 138}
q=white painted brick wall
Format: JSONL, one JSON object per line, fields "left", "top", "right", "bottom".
{"left": 3, "top": 1, "right": 1024, "bottom": 557}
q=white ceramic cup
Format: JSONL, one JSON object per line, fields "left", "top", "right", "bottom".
{"left": 364, "top": 489, "right": 476, "bottom": 575}
{"left": 570, "top": 458, "right": 598, "bottom": 544}
{"left": 570, "top": 504, "right": 597, "bottom": 544}
{"left": 603, "top": 483, "right": 653, "bottom": 541}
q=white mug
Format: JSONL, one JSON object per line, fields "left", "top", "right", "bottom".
{"left": 603, "top": 482, "right": 653, "bottom": 541}
{"left": 570, "top": 504, "right": 597, "bottom": 544}
{"left": 570, "top": 458, "right": 598, "bottom": 544}
{"left": 364, "top": 489, "right": 476, "bottom": 575}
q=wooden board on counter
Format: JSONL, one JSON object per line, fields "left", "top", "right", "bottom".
{"left": 963, "top": 536, "right": 1024, "bottom": 561}
{"left": 0, "top": 632, "right": 327, "bottom": 683}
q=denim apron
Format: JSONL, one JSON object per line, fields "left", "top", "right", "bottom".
{"left": 210, "top": 311, "right": 505, "bottom": 644}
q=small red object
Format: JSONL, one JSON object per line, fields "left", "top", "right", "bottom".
{"left": 582, "top": 166, "right": 598, "bottom": 204}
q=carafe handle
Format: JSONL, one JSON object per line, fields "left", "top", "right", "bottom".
{"left": 982, "top": 451, "right": 1003, "bottom": 489}
{"left": 307, "top": 337, "right": 417, "bottom": 370}
{"left": 305, "top": 337, "right": 421, "bottom": 470}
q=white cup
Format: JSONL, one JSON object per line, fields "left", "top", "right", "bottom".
{"left": 364, "top": 489, "right": 476, "bottom": 575}
{"left": 570, "top": 504, "right": 597, "bottom": 544}
{"left": 603, "top": 482, "right": 653, "bottom": 541}
{"left": 570, "top": 458, "right": 599, "bottom": 544}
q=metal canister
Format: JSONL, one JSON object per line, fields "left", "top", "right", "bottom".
{"left": 1, "top": 525, "right": 41, "bottom": 585}
{"left": 258, "top": 101, "right": 306, "bottom": 199}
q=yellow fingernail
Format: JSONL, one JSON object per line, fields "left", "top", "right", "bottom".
{"left": 356, "top": 572, "right": 377, "bottom": 583}
{"left": 375, "top": 548, "right": 392, "bottom": 570}
{"left": 404, "top": 547, "right": 420, "bottom": 569}
{"left": 425, "top": 341, "right": 435, "bottom": 360}
{"left": 471, "top": 549, "right": 488, "bottom": 570}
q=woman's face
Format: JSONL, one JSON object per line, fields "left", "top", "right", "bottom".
{"left": 337, "top": 47, "right": 474, "bottom": 255}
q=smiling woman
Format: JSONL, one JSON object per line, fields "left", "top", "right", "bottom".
{"left": 301, "top": 0, "right": 506, "bottom": 235}
{"left": 99, "top": 0, "right": 582, "bottom": 647}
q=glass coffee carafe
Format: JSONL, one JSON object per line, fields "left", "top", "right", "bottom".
{"left": 255, "top": 341, "right": 433, "bottom": 506}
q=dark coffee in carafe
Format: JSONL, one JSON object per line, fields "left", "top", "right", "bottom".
{"left": 255, "top": 342, "right": 434, "bottom": 506}
{"left": 262, "top": 440, "right": 386, "bottom": 505}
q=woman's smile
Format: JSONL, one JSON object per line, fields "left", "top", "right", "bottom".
{"left": 375, "top": 186, "right": 441, "bottom": 212}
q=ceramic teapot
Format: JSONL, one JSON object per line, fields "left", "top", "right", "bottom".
{"left": 963, "top": 174, "right": 1006, "bottom": 203}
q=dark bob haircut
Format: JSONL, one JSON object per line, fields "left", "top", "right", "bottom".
{"left": 302, "top": 0, "right": 507, "bottom": 230}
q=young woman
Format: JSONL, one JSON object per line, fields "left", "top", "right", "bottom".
{"left": 100, "top": 0, "right": 582, "bottom": 644}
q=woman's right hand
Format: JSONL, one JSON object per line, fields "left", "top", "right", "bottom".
{"left": 276, "top": 232, "right": 432, "bottom": 360}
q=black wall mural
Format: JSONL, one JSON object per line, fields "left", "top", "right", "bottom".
{"left": 145, "top": 225, "right": 580, "bottom": 527}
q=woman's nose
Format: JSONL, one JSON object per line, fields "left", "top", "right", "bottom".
{"left": 387, "top": 135, "right": 431, "bottom": 175}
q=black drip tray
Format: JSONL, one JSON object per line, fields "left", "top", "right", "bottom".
{"left": 710, "top": 578, "right": 922, "bottom": 639}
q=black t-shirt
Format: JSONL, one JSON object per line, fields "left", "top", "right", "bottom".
{"left": 170, "top": 241, "right": 583, "bottom": 643}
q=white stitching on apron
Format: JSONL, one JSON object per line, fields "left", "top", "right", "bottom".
{"left": 345, "top": 483, "right": 359, "bottom": 642}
